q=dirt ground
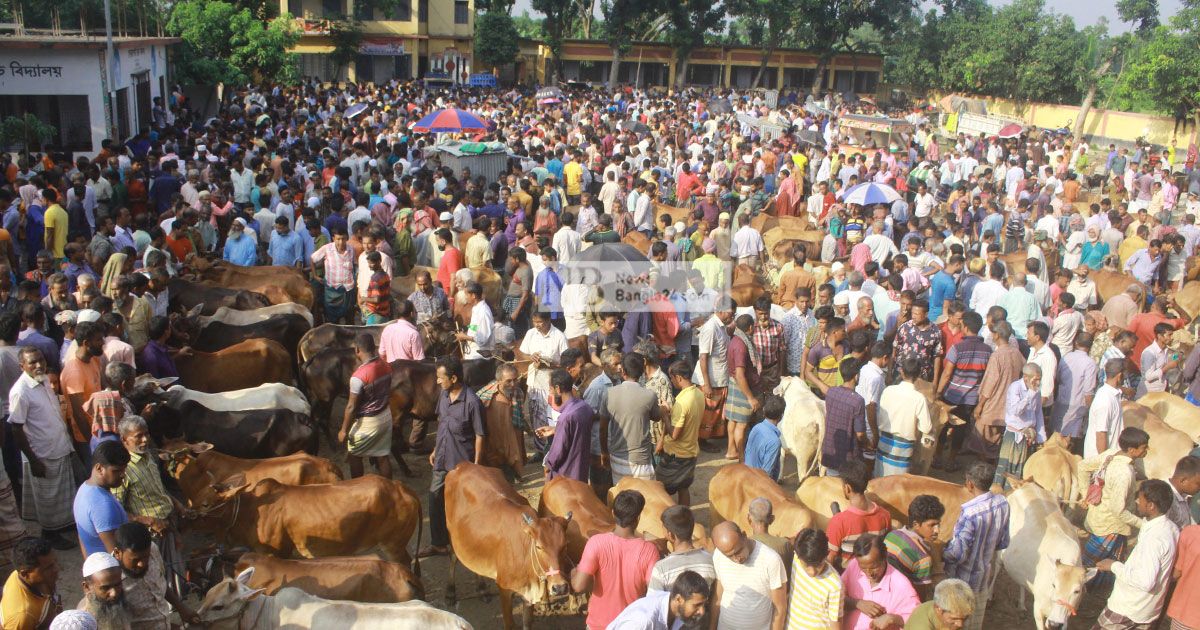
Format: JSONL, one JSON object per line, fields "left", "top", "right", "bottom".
{"left": 39, "top": 410, "right": 1107, "bottom": 629}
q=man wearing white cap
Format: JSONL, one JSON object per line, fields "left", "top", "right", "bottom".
{"left": 77, "top": 552, "right": 130, "bottom": 630}
{"left": 222, "top": 218, "right": 258, "bottom": 267}
{"left": 50, "top": 610, "right": 96, "bottom": 630}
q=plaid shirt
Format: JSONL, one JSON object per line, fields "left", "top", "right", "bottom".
{"left": 362, "top": 270, "right": 391, "bottom": 316}
{"left": 942, "top": 335, "right": 992, "bottom": 406}
{"left": 821, "top": 386, "right": 866, "bottom": 471}
{"left": 752, "top": 320, "right": 785, "bottom": 368}
{"left": 408, "top": 286, "right": 450, "bottom": 325}
{"left": 312, "top": 242, "right": 356, "bottom": 291}
{"left": 781, "top": 308, "right": 818, "bottom": 374}
{"left": 476, "top": 380, "right": 525, "bottom": 430}
{"left": 83, "top": 390, "right": 131, "bottom": 437}
{"left": 894, "top": 320, "right": 944, "bottom": 381}
{"left": 943, "top": 492, "right": 1010, "bottom": 590}
{"left": 112, "top": 450, "right": 174, "bottom": 520}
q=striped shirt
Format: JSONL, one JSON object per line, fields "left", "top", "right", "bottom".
{"left": 112, "top": 450, "right": 173, "bottom": 520}
{"left": 884, "top": 527, "right": 933, "bottom": 585}
{"left": 781, "top": 308, "right": 818, "bottom": 374}
{"left": 943, "top": 492, "right": 1010, "bottom": 590}
{"left": 752, "top": 320, "right": 785, "bottom": 368}
{"left": 807, "top": 342, "right": 844, "bottom": 389}
{"left": 942, "top": 335, "right": 992, "bottom": 406}
{"left": 786, "top": 560, "right": 842, "bottom": 630}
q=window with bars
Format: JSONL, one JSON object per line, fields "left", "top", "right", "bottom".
{"left": 454, "top": 0, "right": 469, "bottom": 24}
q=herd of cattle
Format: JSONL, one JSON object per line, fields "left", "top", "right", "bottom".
{"left": 144, "top": 256, "right": 1200, "bottom": 628}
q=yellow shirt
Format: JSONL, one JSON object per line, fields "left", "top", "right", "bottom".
{"left": 563, "top": 161, "right": 583, "bottom": 196}
{"left": 663, "top": 385, "right": 704, "bottom": 458}
{"left": 464, "top": 232, "right": 491, "bottom": 269}
{"left": 1, "top": 571, "right": 55, "bottom": 630}
{"left": 1118, "top": 236, "right": 1147, "bottom": 267}
{"left": 43, "top": 203, "right": 68, "bottom": 259}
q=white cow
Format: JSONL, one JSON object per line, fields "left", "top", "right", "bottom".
{"left": 162, "top": 383, "right": 311, "bottom": 415}
{"left": 200, "top": 303, "right": 315, "bottom": 328}
{"left": 1001, "top": 484, "right": 1095, "bottom": 630}
{"left": 774, "top": 376, "right": 825, "bottom": 482}
{"left": 199, "top": 568, "right": 473, "bottom": 630}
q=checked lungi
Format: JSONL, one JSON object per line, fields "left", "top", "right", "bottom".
{"left": 992, "top": 430, "right": 1034, "bottom": 491}
{"left": 874, "top": 432, "right": 915, "bottom": 477}
{"left": 1084, "top": 532, "right": 1128, "bottom": 589}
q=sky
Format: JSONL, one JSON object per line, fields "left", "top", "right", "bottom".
{"left": 509, "top": 0, "right": 1184, "bottom": 34}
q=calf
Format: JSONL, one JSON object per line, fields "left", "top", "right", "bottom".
{"left": 606, "top": 477, "right": 709, "bottom": 550}
{"left": 175, "top": 338, "right": 294, "bottom": 393}
{"left": 235, "top": 553, "right": 424, "bottom": 603}
{"left": 445, "top": 463, "right": 571, "bottom": 630}
{"left": 537, "top": 476, "right": 614, "bottom": 561}
{"left": 708, "top": 464, "right": 816, "bottom": 539}
{"left": 198, "top": 569, "right": 469, "bottom": 630}
{"left": 1001, "top": 483, "right": 1094, "bottom": 630}
{"left": 775, "top": 376, "right": 824, "bottom": 482}
{"left": 161, "top": 442, "right": 342, "bottom": 505}
{"left": 189, "top": 474, "right": 422, "bottom": 567}
{"left": 1023, "top": 433, "right": 1082, "bottom": 504}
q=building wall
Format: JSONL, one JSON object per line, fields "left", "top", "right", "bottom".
{"left": 282, "top": 0, "right": 472, "bottom": 83}
{"left": 0, "top": 43, "right": 168, "bottom": 154}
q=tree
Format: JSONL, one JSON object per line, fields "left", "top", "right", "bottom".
{"left": 167, "top": 0, "right": 300, "bottom": 85}
{"left": 512, "top": 11, "right": 546, "bottom": 39}
{"left": 664, "top": 0, "right": 725, "bottom": 87}
{"left": 475, "top": 11, "right": 521, "bottom": 73}
{"left": 1118, "top": 3, "right": 1200, "bottom": 127}
{"left": 1116, "top": 0, "right": 1160, "bottom": 35}
{"left": 601, "top": 0, "right": 664, "bottom": 86}
{"left": 791, "top": 0, "right": 913, "bottom": 92}
{"left": 530, "top": 0, "right": 578, "bottom": 82}
{"left": 727, "top": 0, "right": 801, "bottom": 88}
{"left": 0, "top": 114, "right": 56, "bottom": 153}
{"left": 327, "top": 18, "right": 365, "bottom": 80}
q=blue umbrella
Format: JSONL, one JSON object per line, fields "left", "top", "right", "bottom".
{"left": 412, "top": 108, "right": 488, "bottom": 133}
{"left": 842, "top": 182, "right": 901, "bottom": 206}
{"left": 345, "top": 103, "right": 370, "bottom": 119}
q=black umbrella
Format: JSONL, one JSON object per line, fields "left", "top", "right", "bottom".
{"left": 619, "top": 120, "right": 651, "bottom": 135}
{"left": 536, "top": 86, "right": 564, "bottom": 100}
{"left": 564, "top": 243, "right": 650, "bottom": 284}
{"left": 708, "top": 98, "right": 733, "bottom": 114}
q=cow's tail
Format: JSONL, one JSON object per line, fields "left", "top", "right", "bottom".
{"left": 411, "top": 495, "right": 423, "bottom": 579}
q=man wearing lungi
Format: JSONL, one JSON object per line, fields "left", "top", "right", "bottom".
{"left": 8, "top": 347, "right": 77, "bottom": 550}
{"left": 875, "top": 358, "right": 934, "bottom": 477}
{"left": 338, "top": 334, "right": 395, "bottom": 480}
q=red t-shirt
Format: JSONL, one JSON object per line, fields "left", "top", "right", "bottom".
{"left": 826, "top": 503, "right": 892, "bottom": 566}
{"left": 727, "top": 335, "right": 761, "bottom": 391}
{"left": 577, "top": 532, "right": 660, "bottom": 629}
{"left": 1128, "top": 312, "right": 1188, "bottom": 368}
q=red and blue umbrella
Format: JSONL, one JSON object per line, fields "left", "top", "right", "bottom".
{"left": 412, "top": 108, "right": 488, "bottom": 133}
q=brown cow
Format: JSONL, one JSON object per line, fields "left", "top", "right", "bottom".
{"left": 445, "top": 463, "right": 572, "bottom": 630}
{"left": 192, "top": 260, "right": 315, "bottom": 309}
{"left": 730, "top": 263, "right": 765, "bottom": 307}
{"left": 392, "top": 266, "right": 504, "bottom": 321}
{"left": 538, "top": 476, "right": 615, "bottom": 561}
{"left": 605, "top": 477, "right": 709, "bottom": 550}
{"left": 708, "top": 464, "right": 817, "bottom": 539}
{"left": 188, "top": 474, "right": 422, "bottom": 567}
{"left": 911, "top": 379, "right": 958, "bottom": 476}
{"left": 450, "top": 267, "right": 506, "bottom": 327}
{"left": 234, "top": 553, "right": 424, "bottom": 603}
{"left": 1022, "top": 433, "right": 1083, "bottom": 504}
{"left": 175, "top": 339, "right": 294, "bottom": 393}
{"left": 763, "top": 226, "right": 824, "bottom": 264}
{"left": 622, "top": 230, "right": 652, "bottom": 256}
{"left": 654, "top": 203, "right": 691, "bottom": 227}
{"left": 479, "top": 381, "right": 526, "bottom": 475}
{"left": 160, "top": 442, "right": 343, "bottom": 506}
{"left": 795, "top": 474, "right": 970, "bottom": 540}
{"left": 1093, "top": 269, "right": 1147, "bottom": 304}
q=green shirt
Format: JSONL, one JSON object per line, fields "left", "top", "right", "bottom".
{"left": 112, "top": 450, "right": 173, "bottom": 520}
{"left": 904, "top": 601, "right": 942, "bottom": 630}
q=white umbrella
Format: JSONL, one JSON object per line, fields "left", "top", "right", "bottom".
{"left": 842, "top": 182, "right": 901, "bottom": 206}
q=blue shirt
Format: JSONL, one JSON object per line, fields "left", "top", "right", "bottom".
{"left": 1124, "top": 249, "right": 1161, "bottom": 284}
{"left": 223, "top": 233, "right": 258, "bottom": 266}
{"left": 943, "top": 492, "right": 1010, "bottom": 590}
{"left": 928, "top": 271, "right": 957, "bottom": 321}
{"left": 534, "top": 267, "right": 564, "bottom": 319}
{"left": 267, "top": 230, "right": 305, "bottom": 267}
{"left": 744, "top": 420, "right": 783, "bottom": 481}
{"left": 606, "top": 590, "right": 673, "bottom": 630}
{"left": 74, "top": 482, "right": 128, "bottom": 555}
{"left": 546, "top": 158, "right": 564, "bottom": 182}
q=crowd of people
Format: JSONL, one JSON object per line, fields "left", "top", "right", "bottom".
{"left": 0, "top": 77, "right": 1192, "bottom": 629}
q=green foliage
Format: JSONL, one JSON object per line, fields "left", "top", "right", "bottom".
{"left": 1117, "top": 0, "right": 1160, "bottom": 35}
{"left": 530, "top": 0, "right": 577, "bottom": 80}
{"left": 167, "top": 0, "right": 300, "bottom": 85}
{"left": 0, "top": 114, "right": 56, "bottom": 152}
{"left": 1116, "top": 4, "right": 1200, "bottom": 116}
{"left": 475, "top": 11, "right": 521, "bottom": 70}
{"left": 512, "top": 11, "right": 546, "bottom": 39}
{"left": 327, "top": 17, "right": 366, "bottom": 76}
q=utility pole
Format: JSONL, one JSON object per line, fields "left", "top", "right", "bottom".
{"left": 103, "top": 0, "right": 118, "bottom": 139}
